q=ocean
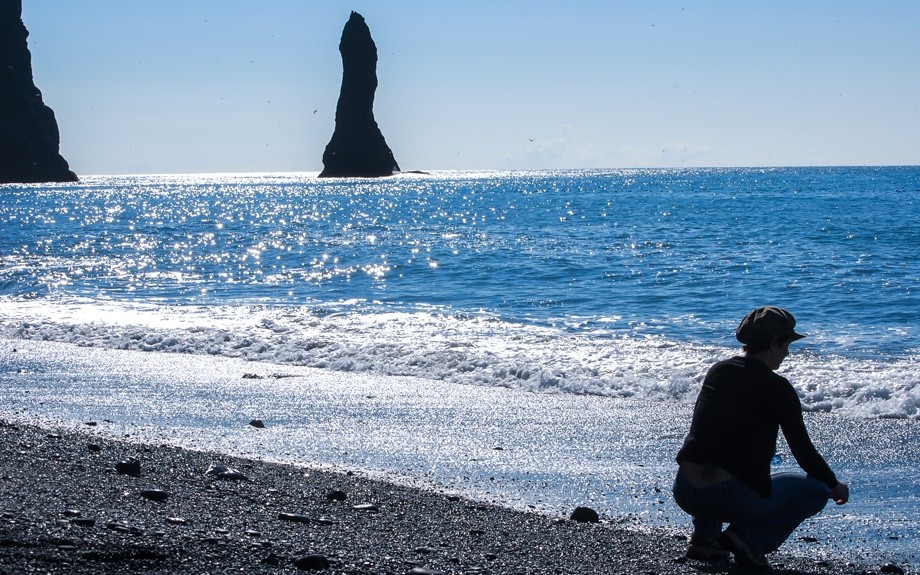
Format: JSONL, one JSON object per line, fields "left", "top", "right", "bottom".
{"left": 1, "top": 167, "right": 918, "bottom": 562}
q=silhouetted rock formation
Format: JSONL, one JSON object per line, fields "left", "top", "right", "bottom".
{"left": 319, "top": 11, "right": 399, "bottom": 178}
{"left": 0, "top": 0, "right": 77, "bottom": 184}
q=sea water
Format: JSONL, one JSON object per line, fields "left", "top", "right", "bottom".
{"left": 1, "top": 168, "right": 918, "bottom": 561}
{"left": 1, "top": 168, "right": 917, "bottom": 416}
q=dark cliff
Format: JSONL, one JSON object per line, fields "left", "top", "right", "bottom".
{"left": 0, "top": 0, "right": 77, "bottom": 184}
{"left": 319, "top": 11, "right": 399, "bottom": 178}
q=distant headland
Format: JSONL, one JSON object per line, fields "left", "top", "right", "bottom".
{"left": 319, "top": 11, "right": 400, "bottom": 178}
{"left": 0, "top": 0, "right": 77, "bottom": 184}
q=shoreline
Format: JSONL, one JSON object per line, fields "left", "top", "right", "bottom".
{"left": 0, "top": 419, "right": 896, "bottom": 575}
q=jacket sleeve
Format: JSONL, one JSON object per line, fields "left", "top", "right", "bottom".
{"left": 779, "top": 382, "right": 838, "bottom": 488}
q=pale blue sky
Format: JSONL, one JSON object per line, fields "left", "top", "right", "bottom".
{"left": 21, "top": 1, "right": 920, "bottom": 174}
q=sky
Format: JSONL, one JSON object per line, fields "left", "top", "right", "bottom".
{"left": 20, "top": 1, "right": 920, "bottom": 175}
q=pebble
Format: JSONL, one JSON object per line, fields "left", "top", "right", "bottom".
{"left": 278, "top": 512, "right": 311, "bottom": 524}
{"left": 249, "top": 419, "right": 265, "bottom": 428}
{"left": 115, "top": 459, "right": 141, "bottom": 476}
{"left": 570, "top": 506, "right": 600, "bottom": 523}
{"left": 408, "top": 568, "right": 446, "bottom": 575}
{"left": 105, "top": 521, "right": 130, "bottom": 533}
{"left": 881, "top": 564, "right": 905, "bottom": 575}
{"left": 326, "top": 489, "right": 347, "bottom": 501}
{"left": 293, "top": 553, "right": 330, "bottom": 571}
{"left": 205, "top": 463, "right": 249, "bottom": 481}
{"left": 72, "top": 518, "right": 96, "bottom": 528}
{"left": 87, "top": 443, "right": 101, "bottom": 453}
{"left": 166, "top": 517, "right": 188, "bottom": 525}
{"left": 140, "top": 489, "right": 169, "bottom": 502}
{"left": 352, "top": 503, "right": 379, "bottom": 513}
{"left": 262, "top": 553, "right": 280, "bottom": 566}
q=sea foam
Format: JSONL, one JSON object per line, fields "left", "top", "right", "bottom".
{"left": 1, "top": 297, "right": 916, "bottom": 419}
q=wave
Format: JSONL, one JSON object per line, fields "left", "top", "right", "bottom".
{"left": 1, "top": 296, "right": 916, "bottom": 420}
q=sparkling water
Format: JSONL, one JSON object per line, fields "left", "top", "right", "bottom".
{"left": 2, "top": 167, "right": 917, "bottom": 418}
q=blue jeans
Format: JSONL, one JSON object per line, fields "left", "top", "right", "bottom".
{"left": 672, "top": 470, "right": 830, "bottom": 555}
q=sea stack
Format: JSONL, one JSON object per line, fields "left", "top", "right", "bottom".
{"left": 0, "top": 0, "right": 77, "bottom": 184}
{"left": 319, "top": 11, "right": 399, "bottom": 178}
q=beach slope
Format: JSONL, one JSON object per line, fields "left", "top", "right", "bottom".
{"left": 1, "top": 420, "right": 880, "bottom": 575}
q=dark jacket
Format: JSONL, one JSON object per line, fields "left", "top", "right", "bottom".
{"left": 676, "top": 356, "right": 837, "bottom": 497}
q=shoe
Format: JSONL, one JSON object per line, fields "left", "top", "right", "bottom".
{"left": 718, "top": 529, "right": 771, "bottom": 569}
{"left": 685, "top": 536, "right": 730, "bottom": 562}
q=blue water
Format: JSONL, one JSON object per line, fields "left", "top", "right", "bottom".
{"left": 1, "top": 167, "right": 918, "bottom": 417}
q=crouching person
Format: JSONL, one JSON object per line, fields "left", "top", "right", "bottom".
{"left": 673, "top": 307, "right": 848, "bottom": 569}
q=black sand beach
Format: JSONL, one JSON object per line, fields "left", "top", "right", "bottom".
{"left": 0, "top": 419, "right": 893, "bottom": 575}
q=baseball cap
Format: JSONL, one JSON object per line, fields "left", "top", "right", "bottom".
{"left": 735, "top": 306, "right": 806, "bottom": 344}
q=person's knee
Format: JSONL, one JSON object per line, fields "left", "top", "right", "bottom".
{"left": 808, "top": 490, "right": 830, "bottom": 515}
{"left": 774, "top": 473, "right": 830, "bottom": 496}
{"left": 771, "top": 473, "right": 831, "bottom": 516}
{"left": 673, "top": 482, "right": 694, "bottom": 516}
{"left": 673, "top": 473, "right": 698, "bottom": 515}
{"left": 804, "top": 475, "right": 833, "bottom": 499}
{"left": 802, "top": 477, "right": 832, "bottom": 516}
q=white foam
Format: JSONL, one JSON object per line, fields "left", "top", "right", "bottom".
{"left": 1, "top": 296, "right": 917, "bottom": 419}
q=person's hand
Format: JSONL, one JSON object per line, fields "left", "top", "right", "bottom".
{"left": 830, "top": 482, "right": 849, "bottom": 505}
